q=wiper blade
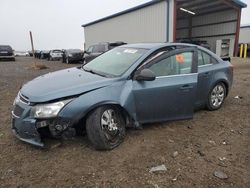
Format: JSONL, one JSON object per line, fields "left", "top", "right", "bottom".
{"left": 83, "top": 67, "right": 97, "bottom": 74}
{"left": 82, "top": 67, "right": 108, "bottom": 77}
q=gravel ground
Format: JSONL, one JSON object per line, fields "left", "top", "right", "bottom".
{"left": 0, "top": 57, "right": 249, "bottom": 188}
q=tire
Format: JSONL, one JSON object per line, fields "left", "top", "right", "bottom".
{"left": 86, "top": 105, "right": 126, "bottom": 150}
{"left": 206, "top": 83, "right": 226, "bottom": 111}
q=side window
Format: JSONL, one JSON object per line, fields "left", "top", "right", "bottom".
{"left": 198, "top": 50, "right": 204, "bottom": 66}
{"left": 148, "top": 52, "right": 193, "bottom": 77}
{"left": 203, "top": 52, "right": 212, "bottom": 65}
{"left": 198, "top": 50, "right": 213, "bottom": 66}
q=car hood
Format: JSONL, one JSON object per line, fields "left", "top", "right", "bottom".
{"left": 21, "top": 67, "right": 115, "bottom": 103}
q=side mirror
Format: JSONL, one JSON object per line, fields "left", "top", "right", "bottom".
{"left": 135, "top": 69, "right": 156, "bottom": 81}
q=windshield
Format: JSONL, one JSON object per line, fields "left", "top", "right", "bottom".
{"left": 83, "top": 47, "right": 148, "bottom": 77}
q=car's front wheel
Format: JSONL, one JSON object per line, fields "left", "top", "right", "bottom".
{"left": 207, "top": 83, "right": 226, "bottom": 111}
{"left": 86, "top": 106, "right": 126, "bottom": 150}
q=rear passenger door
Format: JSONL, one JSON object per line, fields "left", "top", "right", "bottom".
{"left": 196, "top": 50, "right": 216, "bottom": 107}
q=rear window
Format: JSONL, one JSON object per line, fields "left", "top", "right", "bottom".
{"left": 52, "top": 50, "right": 62, "bottom": 53}
{"left": 109, "top": 42, "right": 126, "bottom": 49}
{"left": 92, "top": 45, "right": 106, "bottom": 53}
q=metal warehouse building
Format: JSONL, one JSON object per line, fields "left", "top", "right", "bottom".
{"left": 82, "top": 0, "right": 247, "bottom": 56}
{"left": 239, "top": 24, "right": 250, "bottom": 43}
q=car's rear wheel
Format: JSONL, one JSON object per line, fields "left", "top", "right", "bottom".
{"left": 86, "top": 106, "right": 126, "bottom": 150}
{"left": 207, "top": 83, "right": 226, "bottom": 111}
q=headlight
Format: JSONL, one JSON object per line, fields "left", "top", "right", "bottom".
{"left": 68, "top": 54, "right": 73, "bottom": 57}
{"left": 32, "top": 99, "right": 73, "bottom": 118}
{"left": 13, "top": 96, "right": 20, "bottom": 105}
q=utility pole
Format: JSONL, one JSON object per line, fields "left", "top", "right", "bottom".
{"left": 29, "top": 31, "right": 36, "bottom": 67}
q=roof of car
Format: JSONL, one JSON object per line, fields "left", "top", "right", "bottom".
{"left": 52, "top": 49, "right": 62, "bottom": 52}
{"left": 0, "top": 45, "right": 12, "bottom": 48}
{"left": 120, "top": 43, "right": 197, "bottom": 49}
{"left": 66, "top": 49, "right": 82, "bottom": 52}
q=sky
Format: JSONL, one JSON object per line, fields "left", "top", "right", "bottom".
{"left": 0, "top": 0, "right": 249, "bottom": 51}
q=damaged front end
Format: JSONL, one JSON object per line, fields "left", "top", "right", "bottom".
{"left": 11, "top": 92, "right": 76, "bottom": 147}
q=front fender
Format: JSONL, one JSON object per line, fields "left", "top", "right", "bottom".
{"left": 58, "top": 80, "right": 136, "bottom": 124}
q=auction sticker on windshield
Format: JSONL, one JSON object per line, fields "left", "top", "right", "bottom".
{"left": 124, "top": 49, "right": 138, "bottom": 54}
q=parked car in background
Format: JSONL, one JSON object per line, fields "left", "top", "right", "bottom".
{"left": 12, "top": 43, "right": 233, "bottom": 150}
{"left": 34, "top": 50, "right": 41, "bottom": 58}
{"left": 48, "top": 49, "right": 63, "bottom": 61}
{"left": 14, "top": 51, "right": 29, "bottom": 57}
{"left": 62, "top": 49, "right": 84, "bottom": 64}
{"left": 28, "top": 51, "right": 33, "bottom": 57}
{"left": 84, "top": 42, "right": 126, "bottom": 63}
{"left": 40, "top": 50, "right": 50, "bottom": 59}
{"left": 0, "top": 45, "right": 15, "bottom": 61}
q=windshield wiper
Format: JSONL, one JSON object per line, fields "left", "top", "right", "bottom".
{"left": 83, "top": 67, "right": 97, "bottom": 74}
{"left": 82, "top": 67, "right": 109, "bottom": 78}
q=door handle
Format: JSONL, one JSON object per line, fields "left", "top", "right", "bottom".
{"left": 202, "top": 72, "right": 210, "bottom": 77}
{"left": 180, "top": 85, "right": 193, "bottom": 90}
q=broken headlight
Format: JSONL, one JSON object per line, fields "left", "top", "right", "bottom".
{"left": 32, "top": 99, "right": 73, "bottom": 118}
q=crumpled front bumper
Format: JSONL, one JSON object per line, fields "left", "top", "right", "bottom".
{"left": 11, "top": 91, "right": 78, "bottom": 147}
{"left": 11, "top": 111, "right": 44, "bottom": 147}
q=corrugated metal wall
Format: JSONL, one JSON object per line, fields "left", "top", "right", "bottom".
{"left": 176, "top": 9, "right": 238, "bottom": 52}
{"left": 192, "top": 9, "right": 237, "bottom": 52}
{"left": 239, "top": 27, "right": 250, "bottom": 43}
{"left": 84, "top": 1, "right": 168, "bottom": 48}
{"left": 168, "top": 0, "right": 175, "bottom": 42}
{"left": 176, "top": 18, "right": 189, "bottom": 39}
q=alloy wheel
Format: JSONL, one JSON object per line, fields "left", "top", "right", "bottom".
{"left": 101, "top": 109, "right": 120, "bottom": 142}
{"left": 210, "top": 84, "right": 225, "bottom": 108}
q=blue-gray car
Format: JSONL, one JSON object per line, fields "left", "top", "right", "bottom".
{"left": 12, "top": 43, "right": 233, "bottom": 150}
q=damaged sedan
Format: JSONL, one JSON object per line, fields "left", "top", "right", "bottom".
{"left": 11, "top": 43, "right": 233, "bottom": 150}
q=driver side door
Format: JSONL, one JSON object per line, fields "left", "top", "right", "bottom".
{"left": 133, "top": 48, "right": 198, "bottom": 123}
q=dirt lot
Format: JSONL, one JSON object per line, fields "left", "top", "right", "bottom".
{"left": 0, "top": 57, "right": 249, "bottom": 188}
